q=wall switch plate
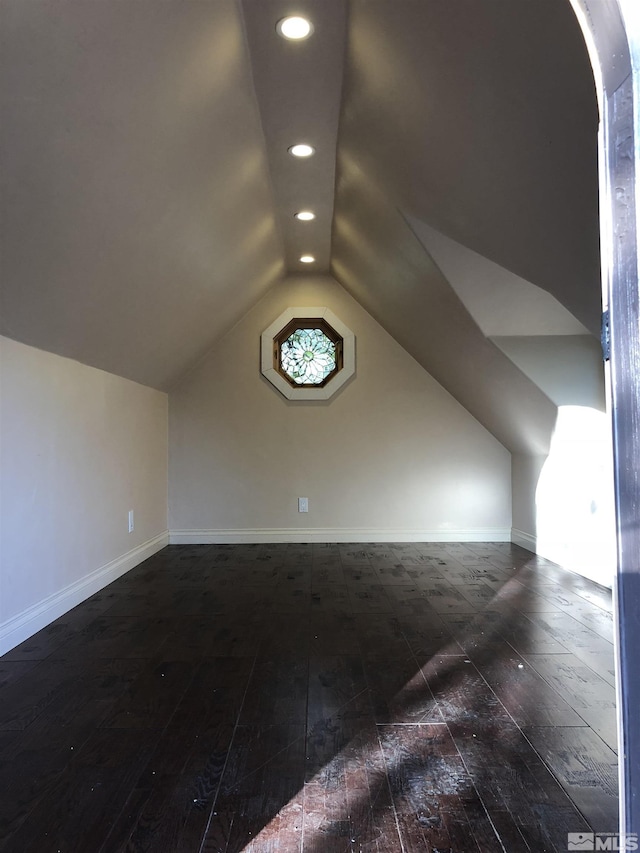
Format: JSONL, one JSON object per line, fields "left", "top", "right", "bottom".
{"left": 298, "top": 497, "right": 309, "bottom": 513}
{"left": 128, "top": 510, "right": 134, "bottom": 533}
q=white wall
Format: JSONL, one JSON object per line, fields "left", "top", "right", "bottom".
{"left": 492, "top": 335, "right": 605, "bottom": 409}
{"left": 512, "top": 453, "right": 547, "bottom": 549}
{"left": 505, "top": 337, "right": 615, "bottom": 587}
{"left": 0, "top": 336, "right": 168, "bottom": 653}
{"left": 534, "top": 405, "right": 616, "bottom": 587}
{"left": 169, "top": 275, "right": 511, "bottom": 542}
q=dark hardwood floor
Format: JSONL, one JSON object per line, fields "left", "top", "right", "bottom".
{"left": 0, "top": 542, "right": 618, "bottom": 852}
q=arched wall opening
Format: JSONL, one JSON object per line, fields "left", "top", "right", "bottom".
{"left": 570, "top": 0, "right": 640, "bottom": 836}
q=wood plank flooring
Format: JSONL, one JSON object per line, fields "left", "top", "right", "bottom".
{"left": 0, "top": 542, "right": 618, "bottom": 851}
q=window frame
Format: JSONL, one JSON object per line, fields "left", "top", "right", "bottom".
{"left": 260, "top": 307, "right": 355, "bottom": 400}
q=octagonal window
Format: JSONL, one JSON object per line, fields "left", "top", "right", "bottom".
{"left": 276, "top": 318, "right": 343, "bottom": 387}
{"left": 261, "top": 307, "right": 355, "bottom": 401}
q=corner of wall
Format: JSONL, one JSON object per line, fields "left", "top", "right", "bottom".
{"left": 0, "top": 532, "right": 168, "bottom": 656}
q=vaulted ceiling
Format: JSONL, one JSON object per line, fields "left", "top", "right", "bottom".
{"left": 0, "top": 0, "right": 600, "bottom": 453}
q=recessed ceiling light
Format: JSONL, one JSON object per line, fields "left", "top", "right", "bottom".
{"left": 289, "top": 144, "right": 315, "bottom": 158}
{"left": 300, "top": 255, "right": 315, "bottom": 263}
{"left": 295, "top": 211, "right": 316, "bottom": 221}
{"left": 276, "top": 16, "right": 313, "bottom": 40}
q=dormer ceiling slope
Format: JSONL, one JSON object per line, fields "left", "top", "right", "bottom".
{"left": 331, "top": 161, "right": 558, "bottom": 455}
{"left": 332, "top": 0, "right": 601, "bottom": 333}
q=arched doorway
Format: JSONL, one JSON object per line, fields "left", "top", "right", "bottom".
{"left": 571, "top": 0, "right": 640, "bottom": 836}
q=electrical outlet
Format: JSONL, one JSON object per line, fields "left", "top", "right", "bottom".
{"left": 298, "top": 497, "right": 309, "bottom": 513}
{"left": 128, "top": 510, "right": 134, "bottom": 533}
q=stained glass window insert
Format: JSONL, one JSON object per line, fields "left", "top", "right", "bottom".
{"left": 262, "top": 308, "right": 353, "bottom": 399}
{"left": 280, "top": 327, "right": 337, "bottom": 385}
{"left": 272, "top": 317, "right": 343, "bottom": 389}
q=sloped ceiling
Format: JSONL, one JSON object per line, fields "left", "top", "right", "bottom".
{"left": 330, "top": 0, "right": 600, "bottom": 454}
{"left": 1, "top": 0, "right": 600, "bottom": 454}
{"left": 331, "top": 162, "right": 558, "bottom": 454}
{"left": 0, "top": 0, "right": 284, "bottom": 390}
{"left": 410, "top": 222, "right": 590, "bottom": 339}
{"left": 332, "top": 0, "right": 600, "bottom": 332}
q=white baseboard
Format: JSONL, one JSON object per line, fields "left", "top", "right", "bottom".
{"left": 0, "top": 531, "right": 169, "bottom": 656}
{"left": 169, "top": 527, "right": 512, "bottom": 545}
{"left": 511, "top": 528, "right": 537, "bottom": 552}
{"left": 511, "top": 528, "right": 614, "bottom": 588}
